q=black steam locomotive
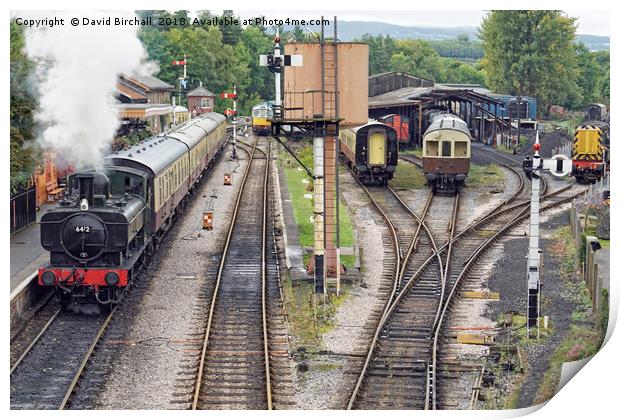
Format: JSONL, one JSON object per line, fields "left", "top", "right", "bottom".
{"left": 38, "top": 113, "right": 228, "bottom": 309}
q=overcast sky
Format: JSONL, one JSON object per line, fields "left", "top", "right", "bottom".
{"left": 231, "top": 10, "right": 609, "bottom": 36}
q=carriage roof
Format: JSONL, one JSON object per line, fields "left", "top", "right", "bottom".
{"left": 424, "top": 115, "right": 471, "bottom": 139}
{"left": 102, "top": 112, "right": 225, "bottom": 175}
{"left": 165, "top": 112, "right": 225, "bottom": 149}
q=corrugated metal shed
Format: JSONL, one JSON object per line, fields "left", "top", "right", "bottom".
{"left": 368, "top": 86, "right": 436, "bottom": 108}
{"left": 369, "top": 72, "right": 435, "bottom": 97}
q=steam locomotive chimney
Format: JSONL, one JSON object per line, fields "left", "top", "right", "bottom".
{"left": 78, "top": 174, "right": 95, "bottom": 208}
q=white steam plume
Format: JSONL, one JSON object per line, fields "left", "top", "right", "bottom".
{"left": 23, "top": 11, "right": 157, "bottom": 169}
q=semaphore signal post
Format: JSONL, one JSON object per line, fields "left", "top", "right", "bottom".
{"left": 523, "top": 130, "right": 573, "bottom": 339}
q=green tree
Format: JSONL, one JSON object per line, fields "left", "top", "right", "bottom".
{"left": 479, "top": 10, "right": 580, "bottom": 115}
{"left": 428, "top": 34, "right": 483, "bottom": 61}
{"left": 217, "top": 10, "right": 243, "bottom": 45}
{"left": 573, "top": 43, "right": 601, "bottom": 108}
{"left": 138, "top": 22, "right": 273, "bottom": 115}
{"left": 359, "top": 34, "right": 396, "bottom": 75}
{"left": 389, "top": 39, "right": 443, "bottom": 81}
{"left": 10, "top": 21, "right": 38, "bottom": 193}
{"left": 592, "top": 50, "right": 610, "bottom": 104}
{"left": 440, "top": 59, "right": 486, "bottom": 85}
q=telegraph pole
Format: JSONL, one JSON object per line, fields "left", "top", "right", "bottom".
{"left": 220, "top": 88, "right": 239, "bottom": 159}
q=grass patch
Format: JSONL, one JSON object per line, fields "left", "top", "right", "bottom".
{"left": 533, "top": 325, "right": 601, "bottom": 405}
{"left": 282, "top": 159, "right": 355, "bottom": 268}
{"left": 547, "top": 118, "right": 580, "bottom": 134}
{"left": 467, "top": 163, "right": 505, "bottom": 188}
{"left": 409, "top": 148, "right": 423, "bottom": 158}
{"left": 391, "top": 160, "right": 426, "bottom": 189}
{"left": 503, "top": 380, "right": 525, "bottom": 410}
{"left": 583, "top": 225, "right": 610, "bottom": 248}
{"left": 283, "top": 166, "right": 354, "bottom": 249}
{"left": 532, "top": 225, "right": 603, "bottom": 405}
{"left": 495, "top": 144, "right": 514, "bottom": 154}
{"left": 341, "top": 254, "right": 356, "bottom": 268}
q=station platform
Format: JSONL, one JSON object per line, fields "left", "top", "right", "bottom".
{"left": 10, "top": 203, "right": 54, "bottom": 293}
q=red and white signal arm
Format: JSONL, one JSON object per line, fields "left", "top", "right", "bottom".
{"left": 220, "top": 92, "right": 237, "bottom": 99}
{"left": 172, "top": 59, "right": 186, "bottom": 65}
{"left": 224, "top": 108, "right": 236, "bottom": 116}
{"left": 543, "top": 154, "right": 572, "bottom": 177}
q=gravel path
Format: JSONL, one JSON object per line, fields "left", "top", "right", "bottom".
{"left": 484, "top": 208, "right": 580, "bottom": 408}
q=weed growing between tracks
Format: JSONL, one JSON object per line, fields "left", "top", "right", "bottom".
{"left": 390, "top": 160, "right": 426, "bottom": 189}
{"left": 467, "top": 164, "right": 505, "bottom": 189}
{"left": 281, "top": 277, "right": 351, "bottom": 349}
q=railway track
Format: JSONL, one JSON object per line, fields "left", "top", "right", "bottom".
{"left": 345, "top": 151, "right": 583, "bottom": 409}
{"left": 10, "top": 306, "right": 115, "bottom": 409}
{"left": 191, "top": 137, "right": 275, "bottom": 410}
{"left": 346, "top": 185, "right": 458, "bottom": 409}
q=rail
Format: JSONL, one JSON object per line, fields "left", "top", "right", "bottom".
{"left": 191, "top": 136, "right": 273, "bottom": 410}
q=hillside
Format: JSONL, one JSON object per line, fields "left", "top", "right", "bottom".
{"left": 282, "top": 21, "right": 609, "bottom": 51}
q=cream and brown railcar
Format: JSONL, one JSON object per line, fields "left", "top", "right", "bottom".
{"left": 422, "top": 113, "right": 471, "bottom": 194}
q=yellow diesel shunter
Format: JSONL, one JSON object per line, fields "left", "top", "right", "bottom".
{"left": 572, "top": 121, "right": 609, "bottom": 183}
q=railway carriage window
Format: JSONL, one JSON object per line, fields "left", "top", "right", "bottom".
{"left": 201, "top": 98, "right": 212, "bottom": 109}
{"left": 442, "top": 141, "right": 452, "bottom": 157}
{"left": 426, "top": 140, "right": 439, "bottom": 157}
{"left": 455, "top": 141, "right": 468, "bottom": 157}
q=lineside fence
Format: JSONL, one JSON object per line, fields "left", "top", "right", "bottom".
{"left": 10, "top": 187, "right": 36, "bottom": 235}
{"left": 568, "top": 179, "right": 609, "bottom": 323}
{"left": 551, "top": 141, "right": 572, "bottom": 157}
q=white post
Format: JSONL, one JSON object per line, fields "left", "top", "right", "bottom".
{"left": 527, "top": 131, "right": 542, "bottom": 339}
{"left": 172, "top": 96, "right": 176, "bottom": 125}
{"left": 178, "top": 79, "right": 182, "bottom": 109}
{"left": 232, "top": 84, "right": 237, "bottom": 159}
{"left": 313, "top": 136, "right": 325, "bottom": 293}
{"left": 274, "top": 28, "right": 282, "bottom": 110}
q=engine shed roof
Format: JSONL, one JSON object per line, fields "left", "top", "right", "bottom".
{"left": 369, "top": 85, "right": 504, "bottom": 110}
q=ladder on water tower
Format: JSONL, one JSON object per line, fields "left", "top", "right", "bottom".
{"left": 320, "top": 24, "right": 341, "bottom": 295}
{"left": 321, "top": 37, "right": 337, "bottom": 119}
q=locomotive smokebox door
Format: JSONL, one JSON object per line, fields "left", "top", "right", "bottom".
{"left": 223, "top": 173, "right": 232, "bottom": 185}
{"left": 202, "top": 210, "right": 214, "bottom": 230}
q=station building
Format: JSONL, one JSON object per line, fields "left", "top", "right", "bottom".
{"left": 115, "top": 73, "right": 175, "bottom": 134}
